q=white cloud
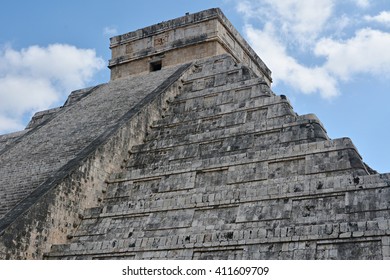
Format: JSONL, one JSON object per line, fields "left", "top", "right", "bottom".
{"left": 103, "top": 26, "right": 118, "bottom": 37}
{"left": 245, "top": 24, "right": 339, "bottom": 98}
{"left": 236, "top": 1, "right": 257, "bottom": 18}
{"left": 237, "top": 0, "right": 335, "bottom": 46}
{"left": 315, "top": 28, "right": 390, "bottom": 79}
{"left": 364, "top": 11, "right": 390, "bottom": 26}
{"left": 236, "top": 0, "right": 390, "bottom": 99}
{"left": 0, "top": 115, "right": 24, "bottom": 133}
{"left": 0, "top": 76, "right": 58, "bottom": 116}
{"left": 263, "top": 0, "right": 334, "bottom": 40}
{"left": 353, "top": 0, "right": 370, "bottom": 9}
{"left": 0, "top": 44, "right": 105, "bottom": 134}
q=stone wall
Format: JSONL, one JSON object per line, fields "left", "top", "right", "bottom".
{"left": 110, "top": 41, "right": 224, "bottom": 79}
{"left": 108, "top": 8, "right": 272, "bottom": 85}
{"left": 0, "top": 64, "right": 191, "bottom": 259}
{"left": 45, "top": 55, "right": 390, "bottom": 260}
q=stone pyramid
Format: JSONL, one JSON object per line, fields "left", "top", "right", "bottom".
{"left": 1, "top": 8, "right": 389, "bottom": 260}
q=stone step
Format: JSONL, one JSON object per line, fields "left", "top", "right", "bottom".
{"left": 130, "top": 117, "right": 327, "bottom": 158}
{"left": 126, "top": 114, "right": 329, "bottom": 171}
{"left": 47, "top": 215, "right": 390, "bottom": 259}
{"left": 183, "top": 67, "right": 253, "bottom": 90}
{"left": 98, "top": 172, "right": 390, "bottom": 219}
{"left": 173, "top": 76, "right": 270, "bottom": 104}
{"left": 150, "top": 97, "right": 297, "bottom": 135}
{"left": 145, "top": 111, "right": 298, "bottom": 149}
{"left": 58, "top": 172, "right": 390, "bottom": 251}
{"left": 183, "top": 62, "right": 256, "bottom": 86}
{"left": 111, "top": 138, "right": 366, "bottom": 184}
{"left": 156, "top": 93, "right": 287, "bottom": 129}
{"left": 183, "top": 54, "right": 242, "bottom": 80}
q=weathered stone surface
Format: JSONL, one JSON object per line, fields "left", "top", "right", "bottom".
{"left": 1, "top": 8, "right": 389, "bottom": 260}
{"left": 0, "top": 63, "right": 191, "bottom": 259}
{"left": 109, "top": 8, "right": 272, "bottom": 85}
{"left": 44, "top": 54, "right": 390, "bottom": 260}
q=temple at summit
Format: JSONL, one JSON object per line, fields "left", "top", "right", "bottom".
{"left": 1, "top": 8, "right": 389, "bottom": 260}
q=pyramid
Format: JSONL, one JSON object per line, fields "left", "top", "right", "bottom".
{"left": 1, "top": 8, "right": 389, "bottom": 260}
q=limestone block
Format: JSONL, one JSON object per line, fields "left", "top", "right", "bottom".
{"left": 268, "top": 158, "right": 305, "bottom": 179}
{"left": 228, "top": 162, "right": 267, "bottom": 184}
{"left": 236, "top": 199, "right": 291, "bottom": 222}
{"left": 158, "top": 172, "right": 196, "bottom": 192}
{"left": 345, "top": 188, "right": 390, "bottom": 215}
{"left": 192, "top": 207, "right": 238, "bottom": 228}
{"left": 193, "top": 249, "right": 243, "bottom": 260}
{"left": 145, "top": 209, "right": 194, "bottom": 230}
{"left": 195, "top": 169, "right": 228, "bottom": 190}
{"left": 291, "top": 195, "right": 345, "bottom": 224}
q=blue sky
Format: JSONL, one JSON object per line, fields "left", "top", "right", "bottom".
{"left": 0, "top": 0, "right": 389, "bottom": 173}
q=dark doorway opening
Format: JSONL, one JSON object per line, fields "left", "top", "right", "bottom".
{"left": 150, "top": 60, "right": 162, "bottom": 72}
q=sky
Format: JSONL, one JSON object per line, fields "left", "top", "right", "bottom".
{"left": 0, "top": 0, "right": 389, "bottom": 173}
